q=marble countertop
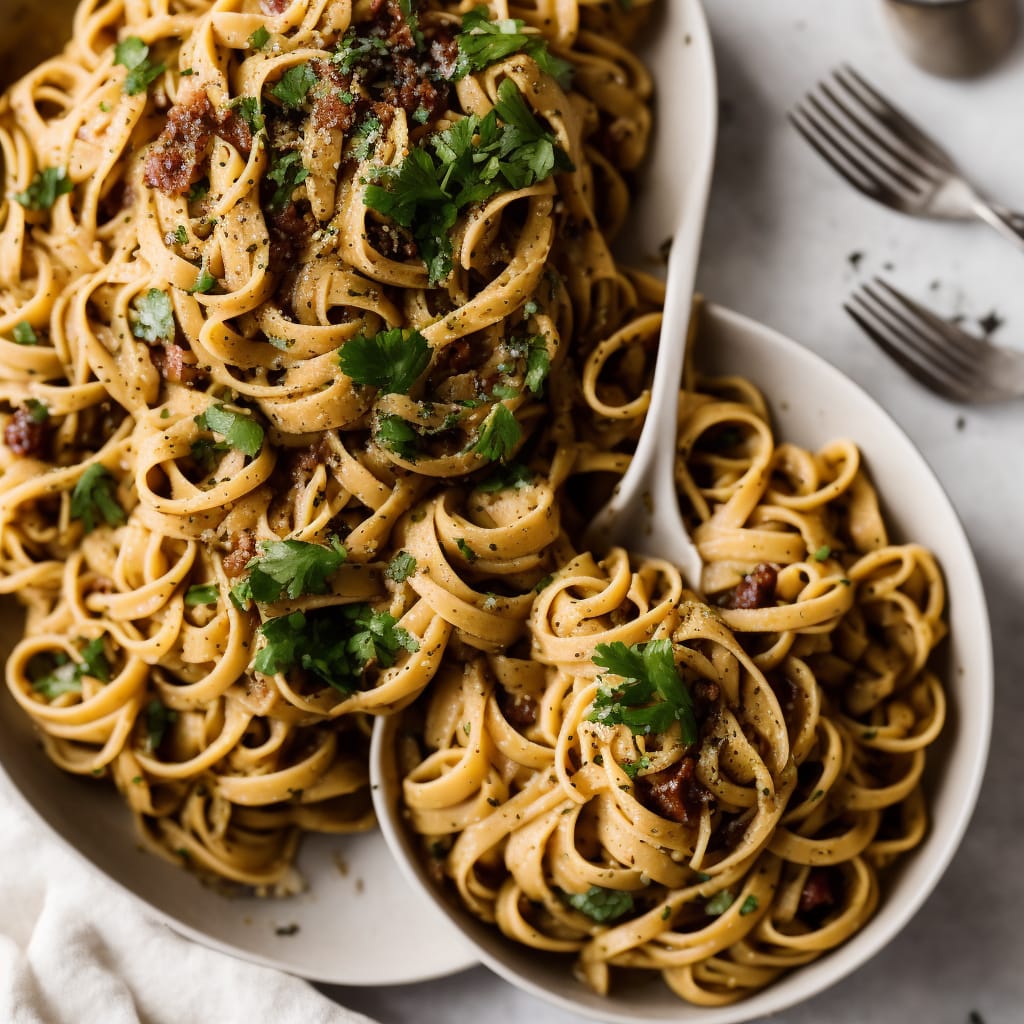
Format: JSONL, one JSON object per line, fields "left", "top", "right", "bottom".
{"left": 323, "top": 3, "right": 1024, "bottom": 1023}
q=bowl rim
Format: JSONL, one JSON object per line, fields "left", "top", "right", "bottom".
{"left": 369, "top": 300, "right": 994, "bottom": 1024}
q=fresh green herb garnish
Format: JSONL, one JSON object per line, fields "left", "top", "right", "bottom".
{"left": 332, "top": 29, "right": 389, "bottom": 74}
{"left": 12, "top": 321, "right": 38, "bottom": 345}
{"left": 351, "top": 115, "right": 383, "bottom": 161}
{"left": 24, "top": 399, "right": 49, "bottom": 424}
{"left": 473, "top": 403, "right": 520, "bottom": 463}
{"left": 338, "top": 327, "right": 432, "bottom": 395}
{"left": 363, "top": 78, "right": 572, "bottom": 285}
{"left": 229, "top": 95, "right": 265, "bottom": 136}
{"left": 266, "top": 150, "right": 308, "bottom": 211}
{"left": 184, "top": 583, "right": 219, "bottom": 606}
{"left": 186, "top": 178, "right": 209, "bottom": 204}
{"left": 375, "top": 415, "right": 419, "bottom": 460}
{"left": 455, "top": 6, "right": 573, "bottom": 87}
{"left": 172, "top": 224, "right": 188, "bottom": 246}
{"left": 30, "top": 637, "right": 111, "bottom": 699}
{"left": 812, "top": 545, "right": 831, "bottom": 562}
{"left": 248, "top": 25, "right": 270, "bottom": 49}
{"left": 187, "top": 257, "right": 217, "bottom": 294}
{"left": 587, "top": 639, "right": 698, "bottom": 743}
{"left": 230, "top": 537, "right": 346, "bottom": 608}
{"left": 270, "top": 64, "right": 317, "bottom": 109}
{"left": 475, "top": 461, "right": 534, "bottom": 493}
{"left": 562, "top": 885, "right": 634, "bottom": 923}
{"left": 114, "top": 36, "right": 165, "bottom": 95}
{"left": 621, "top": 754, "right": 652, "bottom": 779}
{"left": 130, "top": 288, "right": 175, "bottom": 342}
{"left": 705, "top": 891, "right": 735, "bottom": 916}
{"left": 385, "top": 551, "right": 417, "bottom": 583}
{"left": 455, "top": 538, "right": 477, "bottom": 562}
{"left": 254, "top": 605, "right": 419, "bottom": 691}
{"left": 71, "top": 464, "right": 125, "bottom": 533}
{"left": 739, "top": 895, "right": 759, "bottom": 916}
{"left": 13, "top": 166, "right": 74, "bottom": 211}
{"left": 145, "top": 698, "right": 177, "bottom": 752}
{"left": 193, "top": 403, "right": 264, "bottom": 459}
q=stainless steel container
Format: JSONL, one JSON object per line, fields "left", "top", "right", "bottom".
{"left": 882, "top": 0, "right": 1019, "bottom": 77}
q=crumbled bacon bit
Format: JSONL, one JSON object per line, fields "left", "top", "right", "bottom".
{"left": 267, "top": 201, "right": 314, "bottom": 275}
{"left": 287, "top": 436, "right": 330, "bottom": 482}
{"left": 365, "top": 218, "right": 418, "bottom": 261}
{"left": 799, "top": 868, "right": 838, "bottom": 915}
{"left": 722, "top": 563, "right": 778, "bottom": 610}
{"left": 430, "top": 29, "right": 460, "bottom": 81}
{"left": 149, "top": 343, "right": 207, "bottom": 387}
{"left": 223, "top": 530, "right": 258, "bottom": 577}
{"left": 310, "top": 59, "right": 356, "bottom": 134}
{"left": 4, "top": 407, "right": 49, "bottom": 458}
{"left": 498, "top": 688, "right": 538, "bottom": 729}
{"left": 144, "top": 89, "right": 253, "bottom": 196}
{"left": 636, "top": 757, "right": 709, "bottom": 826}
{"left": 260, "top": 0, "right": 291, "bottom": 14}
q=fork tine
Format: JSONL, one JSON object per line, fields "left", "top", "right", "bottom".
{"left": 820, "top": 78, "right": 942, "bottom": 188}
{"left": 804, "top": 91, "right": 927, "bottom": 195}
{"left": 843, "top": 299, "right": 976, "bottom": 402}
{"left": 859, "top": 280, "right": 977, "bottom": 375}
{"left": 789, "top": 103, "right": 904, "bottom": 202}
{"left": 872, "top": 278, "right": 995, "bottom": 361}
{"left": 836, "top": 66, "right": 955, "bottom": 171}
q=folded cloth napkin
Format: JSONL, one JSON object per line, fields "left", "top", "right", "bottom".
{"left": 0, "top": 780, "right": 376, "bottom": 1024}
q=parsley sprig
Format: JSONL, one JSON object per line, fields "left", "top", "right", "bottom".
{"left": 473, "top": 403, "right": 521, "bottom": 463}
{"left": 587, "top": 639, "right": 698, "bottom": 743}
{"left": 338, "top": 327, "right": 432, "bottom": 395}
{"left": 114, "top": 36, "right": 165, "bottom": 96}
{"left": 455, "top": 6, "right": 573, "bottom": 87}
{"left": 30, "top": 637, "right": 111, "bottom": 700}
{"left": 562, "top": 886, "right": 634, "bottom": 923}
{"left": 193, "top": 403, "right": 264, "bottom": 459}
{"left": 255, "top": 604, "right": 419, "bottom": 692}
{"left": 13, "top": 167, "right": 74, "bottom": 211}
{"left": 71, "top": 464, "right": 126, "bottom": 533}
{"left": 230, "top": 537, "right": 347, "bottom": 608}
{"left": 363, "top": 78, "right": 572, "bottom": 285}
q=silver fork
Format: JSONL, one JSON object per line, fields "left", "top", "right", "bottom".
{"left": 845, "top": 278, "right": 1024, "bottom": 402}
{"left": 790, "top": 66, "right": 1024, "bottom": 250}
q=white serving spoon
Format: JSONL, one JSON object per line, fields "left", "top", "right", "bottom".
{"left": 583, "top": 5, "right": 718, "bottom": 591}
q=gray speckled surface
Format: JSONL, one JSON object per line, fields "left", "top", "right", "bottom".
{"left": 321, "top": 3, "right": 1024, "bottom": 1022}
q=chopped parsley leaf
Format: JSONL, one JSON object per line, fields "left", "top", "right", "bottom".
{"left": 30, "top": 637, "right": 110, "bottom": 699}
{"left": 812, "top": 544, "right": 831, "bottom": 562}
{"left": 145, "top": 698, "right": 177, "bottom": 752}
{"left": 363, "top": 78, "right": 572, "bottom": 285}
{"left": 587, "top": 639, "right": 698, "bottom": 744}
{"left": 375, "top": 415, "right": 419, "bottom": 460}
{"left": 172, "top": 224, "right": 188, "bottom": 246}
{"left": 193, "top": 403, "right": 264, "bottom": 459}
{"left": 13, "top": 166, "right": 74, "bottom": 211}
{"left": 254, "top": 604, "right": 419, "bottom": 691}
{"left": 350, "top": 115, "right": 383, "bottom": 161}
{"left": 705, "top": 891, "right": 735, "bottom": 916}
{"left": 385, "top": 551, "right": 417, "bottom": 583}
{"left": 455, "top": 6, "right": 573, "bottom": 88}
{"left": 230, "top": 537, "right": 346, "bottom": 608}
{"left": 621, "top": 754, "right": 652, "bottom": 779}
{"left": 70, "top": 464, "right": 125, "bottom": 533}
{"left": 229, "top": 95, "right": 265, "bottom": 136}
{"left": 186, "top": 257, "right": 217, "bottom": 294}
{"left": 114, "top": 36, "right": 165, "bottom": 95}
{"left": 270, "top": 63, "right": 316, "bottom": 109}
{"left": 739, "top": 895, "right": 759, "bottom": 916}
{"left": 455, "top": 538, "right": 477, "bottom": 562}
{"left": 130, "top": 288, "right": 175, "bottom": 342}
{"left": 12, "top": 321, "right": 38, "bottom": 345}
{"left": 338, "top": 327, "right": 432, "bottom": 395}
{"left": 248, "top": 25, "right": 270, "bottom": 49}
{"left": 184, "top": 583, "right": 219, "bottom": 606}
{"left": 332, "top": 29, "right": 389, "bottom": 74}
{"left": 25, "top": 399, "right": 49, "bottom": 424}
{"left": 475, "top": 461, "right": 534, "bottom": 492}
{"left": 473, "top": 403, "right": 520, "bottom": 463}
{"left": 562, "top": 886, "right": 634, "bottom": 923}
{"left": 266, "top": 149, "right": 308, "bottom": 211}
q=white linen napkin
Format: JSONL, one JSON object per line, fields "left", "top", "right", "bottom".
{"left": 0, "top": 780, "right": 376, "bottom": 1024}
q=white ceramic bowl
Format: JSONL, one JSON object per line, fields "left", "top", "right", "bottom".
{"left": 370, "top": 300, "right": 994, "bottom": 1023}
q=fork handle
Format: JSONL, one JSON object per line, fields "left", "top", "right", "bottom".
{"left": 969, "top": 196, "right": 1024, "bottom": 249}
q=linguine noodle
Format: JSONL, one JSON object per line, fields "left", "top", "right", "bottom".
{"left": 0, "top": 0, "right": 945, "bottom": 1006}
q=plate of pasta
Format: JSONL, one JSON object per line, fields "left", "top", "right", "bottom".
{"left": 0, "top": 0, "right": 991, "bottom": 1012}
{"left": 0, "top": 0, "right": 723, "bottom": 991}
